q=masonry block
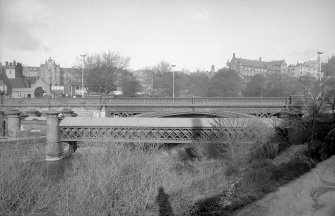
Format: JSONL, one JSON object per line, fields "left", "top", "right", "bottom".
{"left": 45, "top": 109, "right": 63, "bottom": 161}
{"left": 5, "top": 109, "right": 21, "bottom": 137}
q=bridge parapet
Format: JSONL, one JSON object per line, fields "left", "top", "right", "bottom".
{"left": 3, "top": 97, "right": 290, "bottom": 107}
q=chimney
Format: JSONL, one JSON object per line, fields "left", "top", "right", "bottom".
{"left": 233, "top": 53, "right": 236, "bottom": 58}
{"left": 13, "top": 60, "right": 16, "bottom": 65}
{"left": 259, "top": 57, "right": 262, "bottom": 61}
{"left": 5, "top": 61, "right": 8, "bottom": 66}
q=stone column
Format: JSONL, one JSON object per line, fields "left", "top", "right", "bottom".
{"left": 5, "top": 109, "right": 21, "bottom": 137}
{"left": 45, "top": 109, "right": 63, "bottom": 161}
{"left": 0, "top": 91, "right": 4, "bottom": 105}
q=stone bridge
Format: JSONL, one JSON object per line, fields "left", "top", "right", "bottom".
{"left": 1, "top": 96, "right": 301, "bottom": 118}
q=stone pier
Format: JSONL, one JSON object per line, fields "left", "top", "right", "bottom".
{"left": 5, "top": 109, "right": 21, "bottom": 136}
{"left": 45, "top": 109, "right": 63, "bottom": 161}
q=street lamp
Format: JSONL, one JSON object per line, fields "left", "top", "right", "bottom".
{"left": 317, "top": 51, "right": 324, "bottom": 80}
{"left": 80, "top": 54, "right": 86, "bottom": 98}
{"left": 171, "top": 65, "right": 176, "bottom": 98}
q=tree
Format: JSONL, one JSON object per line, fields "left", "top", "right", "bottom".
{"left": 207, "top": 69, "right": 242, "bottom": 97}
{"left": 243, "top": 73, "right": 303, "bottom": 97}
{"left": 184, "top": 72, "right": 210, "bottom": 97}
{"left": 243, "top": 74, "right": 266, "bottom": 97}
{"left": 119, "top": 71, "right": 142, "bottom": 97}
{"left": 152, "top": 61, "right": 173, "bottom": 97}
{"left": 81, "top": 51, "right": 130, "bottom": 94}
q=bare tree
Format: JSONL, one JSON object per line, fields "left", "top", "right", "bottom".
{"left": 78, "top": 51, "right": 130, "bottom": 94}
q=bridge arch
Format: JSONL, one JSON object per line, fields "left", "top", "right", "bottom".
{"left": 135, "top": 111, "right": 255, "bottom": 118}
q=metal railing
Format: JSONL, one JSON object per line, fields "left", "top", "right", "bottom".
{"left": 2, "top": 97, "right": 292, "bottom": 108}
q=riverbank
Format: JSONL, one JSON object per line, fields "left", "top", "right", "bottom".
{"left": 236, "top": 155, "right": 335, "bottom": 216}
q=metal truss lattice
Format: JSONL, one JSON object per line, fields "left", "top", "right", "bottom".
{"left": 59, "top": 126, "right": 239, "bottom": 143}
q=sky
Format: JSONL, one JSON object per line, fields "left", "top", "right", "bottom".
{"left": 0, "top": 0, "right": 334, "bottom": 71}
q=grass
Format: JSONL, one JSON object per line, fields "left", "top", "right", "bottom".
{"left": 0, "top": 157, "right": 57, "bottom": 216}
{"left": 1, "top": 116, "right": 334, "bottom": 215}
{"left": 0, "top": 142, "right": 230, "bottom": 215}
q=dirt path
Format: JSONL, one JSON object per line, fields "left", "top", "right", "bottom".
{"left": 236, "top": 156, "right": 335, "bottom": 216}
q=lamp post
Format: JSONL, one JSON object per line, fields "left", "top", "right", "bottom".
{"left": 80, "top": 54, "right": 86, "bottom": 98}
{"left": 317, "top": 51, "right": 324, "bottom": 80}
{"left": 171, "top": 65, "right": 176, "bottom": 98}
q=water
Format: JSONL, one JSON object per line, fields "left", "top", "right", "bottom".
{"left": 43, "top": 154, "right": 75, "bottom": 184}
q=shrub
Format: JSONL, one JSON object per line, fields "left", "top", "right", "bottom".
{"left": 195, "top": 117, "right": 275, "bottom": 164}
{"left": 52, "top": 143, "right": 229, "bottom": 215}
{"left": 0, "top": 157, "right": 55, "bottom": 215}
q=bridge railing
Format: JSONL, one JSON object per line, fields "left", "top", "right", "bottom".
{"left": 2, "top": 97, "right": 292, "bottom": 107}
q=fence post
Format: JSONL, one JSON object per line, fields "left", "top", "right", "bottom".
{"left": 5, "top": 109, "right": 21, "bottom": 137}
{"left": 45, "top": 109, "right": 63, "bottom": 161}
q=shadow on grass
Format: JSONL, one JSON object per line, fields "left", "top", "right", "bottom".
{"left": 156, "top": 187, "right": 174, "bottom": 216}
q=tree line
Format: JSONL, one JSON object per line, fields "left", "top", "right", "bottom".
{"left": 75, "top": 51, "right": 333, "bottom": 97}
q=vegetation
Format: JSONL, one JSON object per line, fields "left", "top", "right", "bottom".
{"left": 81, "top": 51, "right": 130, "bottom": 95}
{"left": 243, "top": 73, "right": 302, "bottom": 97}
{"left": 2, "top": 76, "right": 335, "bottom": 215}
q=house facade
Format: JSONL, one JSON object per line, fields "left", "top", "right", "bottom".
{"left": 322, "top": 55, "right": 335, "bottom": 77}
{"left": 287, "top": 59, "right": 320, "bottom": 78}
{"left": 228, "top": 53, "right": 287, "bottom": 78}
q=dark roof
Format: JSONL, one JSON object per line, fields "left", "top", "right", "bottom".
{"left": 8, "top": 78, "right": 29, "bottom": 88}
{"left": 26, "top": 76, "right": 39, "bottom": 85}
{"left": 264, "top": 60, "right": 285, "bottom": 67}
{"left": 23, "top": 66, "right": 40, "bottom": 72}
{"left": 236, "top": 58, "right": 266, "bottom": 68}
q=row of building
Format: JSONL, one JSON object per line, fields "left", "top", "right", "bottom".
{"left": 227, "top": 53, "right": 331, "bottom": 78}
{"left": 1, "top": 53, "right": 334, "bottom": 98}
{"left": 0, "top": 57, "right": 80, "bottom": 98}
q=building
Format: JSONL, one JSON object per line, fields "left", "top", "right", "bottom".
{"left": 39, "top": 57, "right": 62, "bottom": 86}
{"left": 287, "top": 59, "right": 320, "bottom": 78}
{"left": 322, "top": 55, "right": 335, "bottom": 77}
{"left": 0, "top": 58, "right": 79, "bottom": 98}
{"left": 264, "top": 60, "right": 287, "bottom": 74}
{"left": 0, "top": 61, "right": 50, "bottom": 98}
{"left": 228, "top": 53, "right": 287, "bottom": 78}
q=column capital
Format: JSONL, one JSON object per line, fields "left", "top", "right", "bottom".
{"left": 25, "top": 108, "right": 41, "bottom": 117}
{"left": 60, "top": 108, "right": 74, "bottom": 117}
{"left": 5, "top": 109, "right": 21, "bottom": 117}
{"left": 45, "top": 109, "right": 60, "bottom": 117}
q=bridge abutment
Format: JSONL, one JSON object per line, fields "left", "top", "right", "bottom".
{"left": 45, "top": 109, "right": 63, "bottom": 161}
{"left": 5, "top": 109, "right": 21, "bottom": 137}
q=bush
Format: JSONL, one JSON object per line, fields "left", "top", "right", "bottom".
{"left": 0, "top": 158, "right": 55, "bottom": 215}
{"left": 195, "top": 118, "right": 275, "bottom": 164}
{"left": 51, "top": 143, "right": 230, "bottom": 215}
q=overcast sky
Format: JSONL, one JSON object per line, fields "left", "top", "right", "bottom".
{"left": 0, "top": 0, "right": 334, "bottom": 71}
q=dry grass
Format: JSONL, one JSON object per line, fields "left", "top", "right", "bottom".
{"left": 50, "top": 143, "right": 228, "bottom": 215}
{"left": 2, "top": 115, "right": 322, "bottom": 216}
{"left": 0, "top": 154, "right": 56, "bottom": 216}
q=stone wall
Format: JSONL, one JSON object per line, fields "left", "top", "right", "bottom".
{"left": 0, "top": 136, "right": 46, "bottom": 161}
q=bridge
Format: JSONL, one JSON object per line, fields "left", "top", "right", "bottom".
{"left": 1, "top": 97, "right": 300, "bottom": 161}
{"left": 1, "top": 96, "right": 301, "bottom": 117}
{"left": 59, "top": 117, "right": 273, "bottom": 144}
